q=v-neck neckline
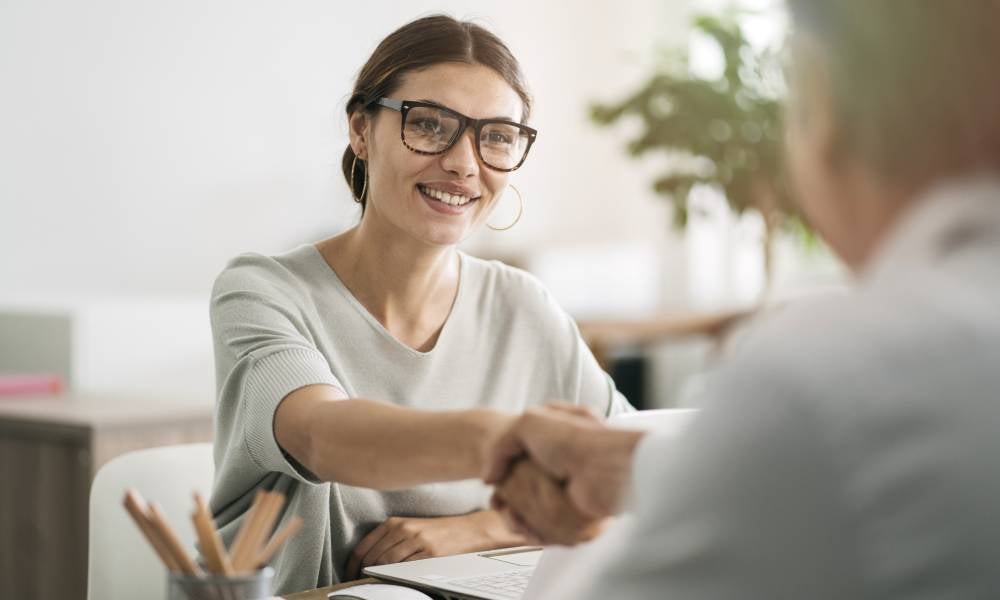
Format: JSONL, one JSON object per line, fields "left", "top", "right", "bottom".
{"left": 307, "top": 244, "right": 466, "bottom": 357}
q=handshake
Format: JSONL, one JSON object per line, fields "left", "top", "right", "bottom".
{"left": 481, "top": 404, "right": 645, "bottom": 546}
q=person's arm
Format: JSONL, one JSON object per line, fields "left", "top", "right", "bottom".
{"left": 557, "top": 370, "right": 860, "bottom": 600}
{"left": 212, "top": 258, "right": 514, "bottom": 489}
{"left": 344, "top": 508, "right": 526, "bottom": 580}
{"left": 275, "top": 384, "right": 513, "bottom": 490}
{"left": 275, "top": 388, "right": 533, "bottom": 580}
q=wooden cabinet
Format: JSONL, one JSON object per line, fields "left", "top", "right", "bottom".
{"left": 0, "top": 393, "right": 213, "bottom": 600}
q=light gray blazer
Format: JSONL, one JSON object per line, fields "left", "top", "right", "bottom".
{"left": 572, "top": 174, "right": 1000, "bottom": 600}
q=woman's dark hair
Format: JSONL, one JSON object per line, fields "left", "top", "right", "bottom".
{"left": 341, "top": 15, "right": 532, "bottom": 210}
{"left": 787, "top": 0, "right": 1000, "bottom": 182}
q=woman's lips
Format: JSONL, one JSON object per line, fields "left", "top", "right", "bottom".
{"left": 418, "top": 185, "right": 479, "bottom": 215}
{"left": 417, "top": 183, "right": 478, "bottom": 206}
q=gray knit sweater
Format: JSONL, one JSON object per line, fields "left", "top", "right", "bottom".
{"left": 208, "top": 244, "right": 632, "bottom": 595}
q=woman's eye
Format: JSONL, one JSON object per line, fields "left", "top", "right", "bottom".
{"left": 486, "top": 132, "right": 512, "bottom": 145}
{"left": 411, "top": 118, "right": 442, "bottom": 134}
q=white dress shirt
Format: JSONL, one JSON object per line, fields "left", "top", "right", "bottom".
{"left": 568, "top": 174, "right": 1000, "bottom": 600}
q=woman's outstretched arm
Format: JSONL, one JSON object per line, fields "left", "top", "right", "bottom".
{"left": 274, "top": 383, "right": 513, "bottom": 489}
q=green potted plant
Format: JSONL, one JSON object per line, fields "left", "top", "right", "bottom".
{"left": 591, "top": 12, "right": 807, "bottom": 288}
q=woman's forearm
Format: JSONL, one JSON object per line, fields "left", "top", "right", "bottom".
{"left": 311, "top": 399, "right": 510, "bottom": 488}
{"left": 275, "top": 385, "right": 513, "bottom": 489}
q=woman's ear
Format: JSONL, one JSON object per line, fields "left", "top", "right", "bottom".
{"left": 348, "top": 111, "right": 371, "bottom": 160}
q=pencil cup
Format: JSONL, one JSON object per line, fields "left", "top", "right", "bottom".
{"left": 168, "top": 567, "right": 274, "bottom": 600}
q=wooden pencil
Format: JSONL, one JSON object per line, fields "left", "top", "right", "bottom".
{"left": 228, "top": 490, "right": 269, "bottom": 571}
{"left": 147, "top": 502, "right": 203, "bottom": 576}
{"left": 247, "top": 492, "right": 284, "bottom": 568}
{"left": 192, "top": 492, "right": 235, "bottom": 576}
{"left": 122, "top": 489, "right": 180, "bottom": 572}
{"left": 123, "top": 485, "right": 302, "bottom": 584}
{"left": 234, "top": 492, "right": 283, "bottom": 572}
{"left": 253, "top": 515, "right": 303, "bottom": 569}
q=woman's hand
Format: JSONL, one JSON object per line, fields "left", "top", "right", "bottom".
{"left": 491, "top": 457, "right": 608, "bottom": 546}
{"left": 484, "top": 403, "right": 642, "bottom": 520}
{"left": 345, "top": 510, "right": 526, "bottom": 580}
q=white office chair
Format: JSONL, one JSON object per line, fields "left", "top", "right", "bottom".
{"left": 87, "top": 443, "right": 215, "bottom": 600}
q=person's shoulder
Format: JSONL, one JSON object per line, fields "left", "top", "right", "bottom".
{"left": 732, "top": 292, "right": 867, "bottom": 358}
{"left": 460, "top": 253, "right": 573, "bottom": 336}
{"left": 212, "top": 245, "right": 319, "bottom": 300}
{"left": 461, "top": 253, "right": 554, "bottom": 306}
{"left": 740, "top": 278, "right": 967, "bottom": 364}
{"left": 711, "top": 285, "right": 943, "bottom": 411}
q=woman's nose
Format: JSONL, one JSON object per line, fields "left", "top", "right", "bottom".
{"left": 440, "top": 129, "right": 479, "bottom": 178}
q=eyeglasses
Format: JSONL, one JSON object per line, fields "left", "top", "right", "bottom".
{"left": 369, "top": 98, "right": 538, "bottom": 172}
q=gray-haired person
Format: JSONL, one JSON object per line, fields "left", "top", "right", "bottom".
{"left": 486, "top": 2, "right": 1000, "bottom": 598}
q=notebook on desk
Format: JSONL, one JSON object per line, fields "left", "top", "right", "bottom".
{"left": 362, "top": 408, "right": 696, "bottom": 600}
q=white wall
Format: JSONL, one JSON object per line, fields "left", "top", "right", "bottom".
{"left": 0, "top": 0, "right": 692, "bottom": 300}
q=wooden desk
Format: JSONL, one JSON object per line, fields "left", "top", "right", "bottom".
{"left": 0, "top": 392, "right": 213, "bottom": 600}
{"left": 578, "top": 308, "right": 753, "bottom": 370}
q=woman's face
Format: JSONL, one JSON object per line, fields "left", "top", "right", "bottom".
{"left": 350, "top": 62, "right": 525, "bottom": 248}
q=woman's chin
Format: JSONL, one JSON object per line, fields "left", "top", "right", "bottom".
{"left": 417, "top": 224, "right": 474, "bottom": 248}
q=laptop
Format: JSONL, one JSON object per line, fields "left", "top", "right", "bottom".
{"left": 361, "top": 409, "right": 696, "bottom": 600}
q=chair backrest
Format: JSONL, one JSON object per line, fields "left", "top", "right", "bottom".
{"left": 87, "top": 443, "right": 214, "bottom": 600}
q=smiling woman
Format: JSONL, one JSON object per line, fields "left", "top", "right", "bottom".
{"left": 344, "top": 61, "right": 530, "bottom": 246}
{"left": 206, "top": 14, "right": 633, "bottom": 596}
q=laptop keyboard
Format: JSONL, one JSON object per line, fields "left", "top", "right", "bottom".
{"left": 448, "top": 567, "right": 533, "bottom": 599}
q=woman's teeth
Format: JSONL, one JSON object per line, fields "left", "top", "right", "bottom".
{"left": 419, "top": 184, "right": 473, "bottom": 206}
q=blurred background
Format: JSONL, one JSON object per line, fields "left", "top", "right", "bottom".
{"left": 0, "top": 0, "right": 844, "bottom": 406}
{"left": 0, "top": 1, "right": 849, "bottom": 597}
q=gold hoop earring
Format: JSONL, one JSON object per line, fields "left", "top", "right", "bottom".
{"left": 350, "top": 155, "right": 367, "bottom": 203}
{"left": 487, "top": 184, "right": 523, "bottom": 231}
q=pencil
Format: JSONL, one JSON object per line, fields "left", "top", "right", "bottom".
{"left": 254, "top": 515, "right": 303, "bottom": 569}
{"left": 228, "top": 490, "right": 268, "bottom": 571}
{"left": 122, "top": 489, "right": 180, "bottom": 572}
{"left": 247, "top": 492, "right": 284, "bottom": 568}
{"left": 192, "top": 492, "right": 235, "bottom": 576}
{"left": 234, "top": 492, "right": 284, "bottom": 572}
{"left": 147, "top": 502, "right": 203, "bottom": 576}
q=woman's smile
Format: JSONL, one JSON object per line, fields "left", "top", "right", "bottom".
{"left": 417, "top": 182, "right": 481, "bottom": 215}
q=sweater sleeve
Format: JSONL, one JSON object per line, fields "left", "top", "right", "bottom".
{"left": 569, "top": 315, "right": 635, "bottom": 418}
{"left": 211, "top": 255, "right": 344, "bottom": 483}
{"left": 513, "top": 266, "right": 635, "bottom": 418}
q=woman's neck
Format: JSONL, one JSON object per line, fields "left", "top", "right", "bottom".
{"left": 318, "top": 216, "right": 460, "bottom": 345}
